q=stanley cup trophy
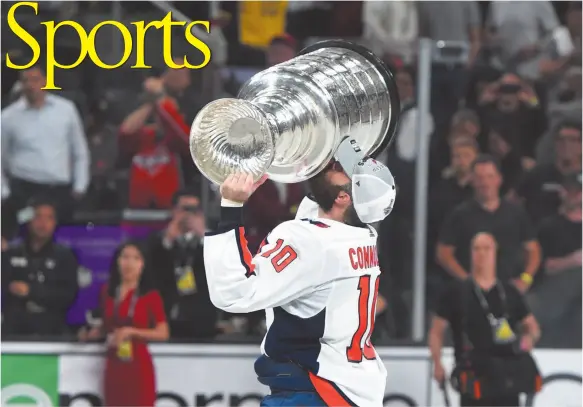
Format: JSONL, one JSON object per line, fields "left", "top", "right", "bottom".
{"left": 189, "top": 40, "right": 401, "bottom": 186}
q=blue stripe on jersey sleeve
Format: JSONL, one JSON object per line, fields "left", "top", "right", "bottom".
{"left": 264, "top": 306, "right": 326, "bottom": 374}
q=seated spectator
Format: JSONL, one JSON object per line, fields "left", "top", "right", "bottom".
{"left": 515, "top": 121, "right": 582, "bottom": 224}
{"left": 436, "top": 155, "right": 541, "bottom": 291}
{"left": 118, "top": 68, "right": 192, "bottom": 209}
{"left": 1, "top": 65, "right": 90, "bottom": 222}
{"left": 147, "top": 189, "right": 217, "bottom": 340}
{"left": 528, "top": 172, "right": 582, "bottom": 348}
{"left": 2, "top": 199, "right": 79, "bottom": 337}
{"left": 478, "top": 73, "right": 544, "bottom": 165}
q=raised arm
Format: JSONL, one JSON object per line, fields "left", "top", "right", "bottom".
{"left": 203, "top": 173, "right": 324, "bottom": 313}
{"left": 204, "top": 208, "right": 324, "bottom": 313}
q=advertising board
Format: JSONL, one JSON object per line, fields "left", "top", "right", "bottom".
{"left": 1, "top": 343, "right": 580, "bottom": 406}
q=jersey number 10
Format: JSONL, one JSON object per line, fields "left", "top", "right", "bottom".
{"left": 260, "top": 238, "right": 298, "bottom": 273}
{"left": 346, "top": 275, "right": 380, "bottom": 363}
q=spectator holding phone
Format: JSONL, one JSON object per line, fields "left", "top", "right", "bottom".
{"left": 118, "top": 60, "right": 194, "bottom": 209}
{"left": 79, "top": 241, "right": 168, "bottom": 407}
{"left": 148, "top": 189, "right": 217, "bottom": 340}
{"left": 478, "top": 73, "right": 544, "bottom": 168}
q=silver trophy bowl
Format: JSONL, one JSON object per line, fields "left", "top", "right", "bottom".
{"left": 190, "top": 40, "right": 400, "bottom": 184}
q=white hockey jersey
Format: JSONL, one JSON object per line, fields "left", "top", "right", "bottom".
{"left": 204, "top": 203, "right": 387, "bottom": 406}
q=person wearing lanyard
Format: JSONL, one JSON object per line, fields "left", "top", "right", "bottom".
{"left": 429, "top": 232, "right": 541, "bottom": 407}
{"left": 79, "top": 241, "right": 169, "bottom": 407}
{"left": 149, "top": 190, "right": 216, "bottom": 340}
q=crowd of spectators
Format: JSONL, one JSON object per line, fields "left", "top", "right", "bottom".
{"left": 1, "top": 1, "right": 581, "bottom": 348}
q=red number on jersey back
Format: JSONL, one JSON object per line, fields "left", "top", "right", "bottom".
{"left": 346, "top": 275, "right": 380, "bottom": 363}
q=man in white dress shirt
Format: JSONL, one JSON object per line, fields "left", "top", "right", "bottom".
{"left": 1, "top": 65, "right": 89, "bottom": 221}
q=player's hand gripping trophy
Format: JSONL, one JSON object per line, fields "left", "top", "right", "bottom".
{"left": 189, "top": 40, "right": 401, "bottom": 223}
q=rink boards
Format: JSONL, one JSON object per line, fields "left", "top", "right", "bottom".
{"left": 1, "top": 343, "right": 581, "bottom": 406}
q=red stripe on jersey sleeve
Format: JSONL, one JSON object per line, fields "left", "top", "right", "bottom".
{"left": 235, "top": 227, "right": 256, "bottom": 278}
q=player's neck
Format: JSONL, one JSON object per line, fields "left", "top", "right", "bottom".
{"left": 317, "top": 208, "right": 345, "bottom": 223}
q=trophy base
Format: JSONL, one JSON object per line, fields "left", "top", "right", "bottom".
{"left": 189, "top": 99, "right": 276, "bottom": 185}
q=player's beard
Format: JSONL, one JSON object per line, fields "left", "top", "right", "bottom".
{"left": 344, "top": 203, "right": 366, "bottom": 228}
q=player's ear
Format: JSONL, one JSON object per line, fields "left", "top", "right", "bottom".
{"left": 335, "top": 189, "right": 351, "bottom": 205}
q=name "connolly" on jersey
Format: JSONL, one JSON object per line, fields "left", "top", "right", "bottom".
{"left": 348, "top": 246, "right": 378, "bottom": 270}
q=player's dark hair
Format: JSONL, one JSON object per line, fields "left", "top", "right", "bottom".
{"left": 107, "top": 240, "right": 155, "bottom": 298}
{"left": 471, "top": 154, "right": 502, "bottom": 174}
{"left": 307, "top": 163, "right": 350, "bottom": 212}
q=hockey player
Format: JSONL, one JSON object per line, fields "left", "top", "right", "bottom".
{"left": 204, "top": 156, "right": 396, "bottom": 406}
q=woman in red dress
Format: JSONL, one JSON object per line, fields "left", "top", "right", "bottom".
{"left": 80, "top": 241, "right": 169, "bottom": 406}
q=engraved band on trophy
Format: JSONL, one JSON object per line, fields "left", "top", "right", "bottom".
{"left": 189, "top": 40, "right": 401, "bottom": 185}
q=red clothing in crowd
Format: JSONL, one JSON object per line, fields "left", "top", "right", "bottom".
{"left": 245, "top": 180, "right": 305, "bottom": 252}
{"left": 119, "top": 98, "right": 191, "bottom": 209}
{"left": 102, "top": 286, "right": 166, "bottom": 407}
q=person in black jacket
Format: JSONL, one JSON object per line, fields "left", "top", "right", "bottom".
{"left": 2, "top": 199, "right": 79, "bottom": 337}
{"left": 147, "top": 189, "right": 217, "bottom": 341}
